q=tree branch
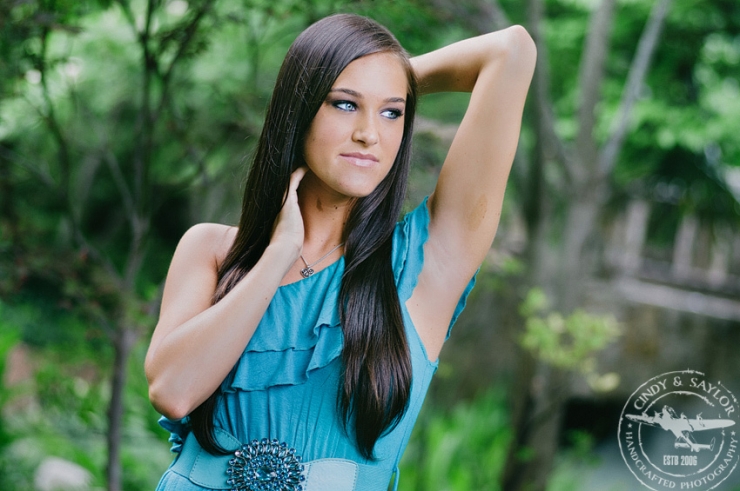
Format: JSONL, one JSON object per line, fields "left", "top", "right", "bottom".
{"left": 0, "top": 146, "right": 56, "bottom": 190}
{"left": 31, "top": 25, "right": 123, "bottom": 281}
{"left": 38, "top": 26, "right": 73, "bottom": 195}
{"left": 527, "top": 0, "right": 575, "bottom": 187}
{"left": 114, "top": 0, "right": 140, "bottom": 39}
{"left": 152, "top": 0, "right": 215, "bottom": 123}
{"left": 428, "top": 0, "right": 511, "bottom": 34}
{"left": 103, "top": 150, "right": 136, "bottom": 219}
{"left": 598, "top": 0, "right": 673, "bottom": 178}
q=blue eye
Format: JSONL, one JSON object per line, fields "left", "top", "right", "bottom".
{"left": 382, "top": 109, "right": 403, "bottom": 120}
{"left": 333, "top": 100, "right": 356, "bottom": 111}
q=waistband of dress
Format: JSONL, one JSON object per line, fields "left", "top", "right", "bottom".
{"left": 169, "top": 429, "right": 395, "bottom": 491}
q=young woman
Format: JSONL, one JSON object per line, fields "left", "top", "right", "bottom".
{"left": 146, "top": 13, "right": 535, "bottom": 491}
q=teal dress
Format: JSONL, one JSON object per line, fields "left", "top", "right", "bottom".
{"left": 155, "top": 198, "right": 476, "bottom": 491}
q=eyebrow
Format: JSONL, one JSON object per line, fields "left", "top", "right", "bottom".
{"left": 329, "top": 88, "right": 406, "bottom": 104}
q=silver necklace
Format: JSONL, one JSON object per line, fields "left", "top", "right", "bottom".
{"left": 300, "top": 243, "right": 344, "bottom": 278}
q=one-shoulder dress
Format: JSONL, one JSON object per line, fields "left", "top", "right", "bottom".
{"left": 155, "top": 198, "right": 476, "bottom": 491}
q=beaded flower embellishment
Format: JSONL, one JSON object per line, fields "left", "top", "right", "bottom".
{"left": 226, "top": 438, "right": 305, "bottom": 491}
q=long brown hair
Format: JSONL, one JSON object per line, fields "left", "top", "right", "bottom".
{"left": 190, "top": 13, "right": 418, "bottom": 460}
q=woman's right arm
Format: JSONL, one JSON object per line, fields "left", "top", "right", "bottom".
{"left": 145, "top": 168, "right": 306, "bottom": 420}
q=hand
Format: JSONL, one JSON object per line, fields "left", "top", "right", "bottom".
{"left": 270, "top": 167, "right": 307, "bottom": 260}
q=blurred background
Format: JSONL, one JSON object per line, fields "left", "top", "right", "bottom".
{"left": 1, "top": 0, "right": 739, "bottom": 490}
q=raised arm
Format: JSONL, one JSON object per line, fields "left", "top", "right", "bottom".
{"left": 407, "top": 26, "right": 536, "bottom": 359}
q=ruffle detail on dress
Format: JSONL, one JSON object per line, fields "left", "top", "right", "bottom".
{"left": 391, "top": 197, "right": 477, "bottom": 338}
{"left": 159, "top": 415, "right": 190, "bottom": 454}
{"left": 222, "top": 259, "right": 345, "bottom": 393}
{"left": 392, "top": 197, "right": 430, "bottom": 302}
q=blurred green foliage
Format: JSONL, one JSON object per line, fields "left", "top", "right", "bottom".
{"left": 398, "top": 388, "right": 512, "bottom": 491}
{"left": 519, "top": 287, "right": 621, "bottom": 392}
{"left": 0, "top": 306, "right": 21, "bottom": 485}
{"left": 0, "top": 298, "right": 171, "bottom": 490}
{"left": 0, "top": 0, "right": 738, "bottom": 489}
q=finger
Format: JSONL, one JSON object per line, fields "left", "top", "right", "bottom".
{"left": 282, "top": 167, "right": 308, "bottom": 204}
{"left": 288, "top": 166, "right": 308, "bottom": 194}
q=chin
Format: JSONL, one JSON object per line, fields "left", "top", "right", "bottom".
{"left": 339, "top": 188, "right": 375, "bottom": 200}
{"left": 332, "top": 178, "right": 385, "bottom": 199}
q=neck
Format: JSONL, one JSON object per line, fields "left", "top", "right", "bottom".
{"left": 297, "top": 183, "right": 353, "bottom": 254}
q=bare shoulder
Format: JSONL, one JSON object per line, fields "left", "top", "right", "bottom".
{"left": 176, "top": 222, "right": 238, "bottom": 270}
{"left": 157, "top": 223, "right": 238, "bottom": 308}
{"left": 152, "top": 223, "right": 237, "bottom": 342}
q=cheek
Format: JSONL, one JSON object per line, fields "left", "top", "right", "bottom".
{"left": 304, "top": 110, "right": 327, "bottom": 149}
{"left": 302, "top": 136, "right": 316, "bottom": 166}
{"left": 385, "top": 126, "right": 405, "bottom": 160}
{"left": 306, "top": 121, "right": 342, "bottom": 155}
{"left": 303, "top": 125, "right": 330, "bottom": 164}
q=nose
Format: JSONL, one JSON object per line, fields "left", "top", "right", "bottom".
{"left": 352, "top": 114, "right": 379, "bottom": 146}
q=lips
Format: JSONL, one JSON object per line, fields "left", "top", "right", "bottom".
{"left": 341, "top": 152, "right": 379, "bottom": 167}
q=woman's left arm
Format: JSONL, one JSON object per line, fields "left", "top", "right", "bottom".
{"left": 408, "top": 26, "right": 536, "bottom": 358}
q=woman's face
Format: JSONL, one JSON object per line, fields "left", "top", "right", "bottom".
{"left": 302, "top": 52, "right": 408, "bottom": 200}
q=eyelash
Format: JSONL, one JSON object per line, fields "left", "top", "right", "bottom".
{"left": 382, "top": 108, "right": 403, "bottom": 120}
{"left": 331, "top": 100, "right": 403, "bottom": 120}
{"left": 333, "top": 100, "right": 356, "bottom": 112}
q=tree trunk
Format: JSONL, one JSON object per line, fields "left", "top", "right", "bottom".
{"left": 707, "top": 224, "right": 730, "bottom": 287}
{"left": 559, "top": 197, "right": 601, "bottom": 312}
{"left": 503, "top": 365, "right": 569, "bottom": 491}
{"left": 575, "top": 0, "right": 617, "bottom": 183}
{"left": 672, "top": 213, "right": 698, "bottom": 280}
{"left": 501, "top": 349, "right": 537, "bottom": 489}
{"left": 106, "top": 324, "right": 137, "bottom": 491}
{"left": 620, "top": 199, "right": 651, "bottom": 274}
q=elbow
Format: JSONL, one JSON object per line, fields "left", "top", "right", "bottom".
{"left": 511, "top": 25, "right": 537, "bottom": 67}
{"left": 148, "top": 379, "right": 192, "bottom": 421}
{"left": 506, "top": 25, "right": 535, "bottom": 48}
{"left": 491, "top": 25, "right": 537, "bottom": 72}
{"left": 146, "top": 358, "right": 193, "bottom": 420}
{"left": 152, "top": 401, "right": 191, "bottom": 422}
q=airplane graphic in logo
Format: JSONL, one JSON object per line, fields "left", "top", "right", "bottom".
{"left": 625, "top": 405, "right": 736, "bottom": 453}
